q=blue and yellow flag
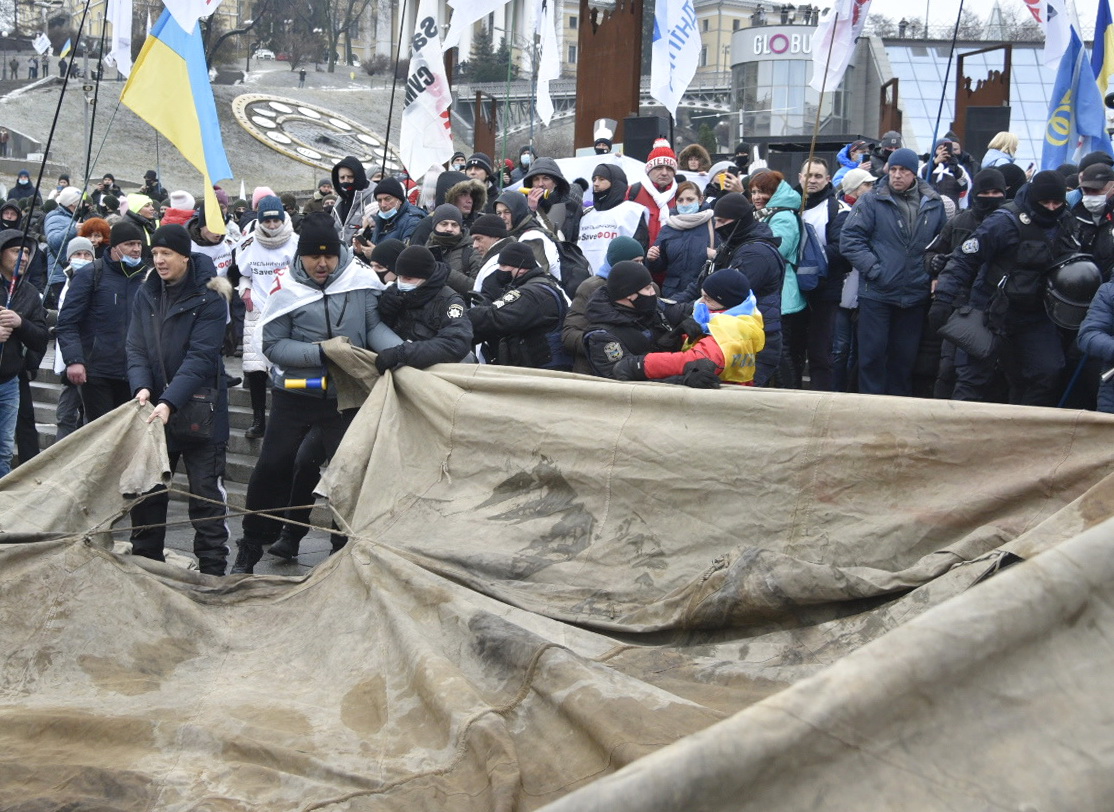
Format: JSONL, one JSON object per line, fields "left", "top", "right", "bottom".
{"left": 1043, "top": 30, "right": 1114, "bottom": 170}
{"left": 121, "top": 10, "right": 232, "bottom": 234}
{"left": 1092, "top": 0, "right": 1114, "bottom": 96}
{"left": 58, "top": 38, "right": 71, "bottom": 58}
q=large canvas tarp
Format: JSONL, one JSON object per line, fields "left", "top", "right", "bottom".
{"left": 2, "top": 342, "right": 1114, "bottom": 810}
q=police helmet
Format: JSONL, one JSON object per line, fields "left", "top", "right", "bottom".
{"left": 1045, "top": 255, "right": 1102, "bottom": 330}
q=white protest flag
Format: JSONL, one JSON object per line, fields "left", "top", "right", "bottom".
{"left": 31, "top": 32, "right": 50, "bottom": 55}
{"left": 442, "top": 0, "right": 512, "bottom": 51}
{"left": 535, "top": 0, "right": 560, "bottom": 125}
{"left": 162, "top": 0, "right": 225, "bottom": 33}
{"left": 1023, "top": 0, "right": 1082, "bottom": 67}
{"left": 400, "top": 0, "right": 455, "bottom": 179}
{"left": 808, "top": 0, "right": 871, "bottom": 93}
{"left": 650, "top": 0, "right": 700, "bottom": 120}
{"left": 102, "top": 0, "right": 133, "bottom": 78}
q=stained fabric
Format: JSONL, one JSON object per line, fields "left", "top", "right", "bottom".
{"left": 2, "top": 343, "right": 1114, "bottom": 810}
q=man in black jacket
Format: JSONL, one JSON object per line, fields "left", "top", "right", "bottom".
{"left": 0, "top": 229, "right": 48, "bottom": 477}
{"left": 126, "top": 224, "right": 231, "bottom": 575}
{"left": 468, "top": 242, "right": 571, "bottom": 370}
{"left": 374, "top": 246, "right": 473, "bottom": 374}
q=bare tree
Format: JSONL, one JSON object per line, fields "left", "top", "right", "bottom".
{"left": 322, "top": 0, "right": 373, "bottom": 73}
{"left": 996, "top": 5, "right": 1042, "bottom": 42}
{"left": 865, "top": 14, "right": 896, "bottom": 37}
{"left": 203, "top": 0, "right": 275, "bottom": 64}
{"left": 956, "top": 9, "right": 983, "bottom": 39}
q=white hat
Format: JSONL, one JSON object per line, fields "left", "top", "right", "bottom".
{"left": 56, "top": 187, "right": 81, "bottom": 208}
{"left": 841, "top": 168, "right": 875, "bottom": 194}
{"left": 169, "top": 190, "right": 195, "bottom": 210}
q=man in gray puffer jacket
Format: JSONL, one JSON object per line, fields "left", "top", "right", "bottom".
{"left": 231, "top": 213, "right": 402, "bottom": 573}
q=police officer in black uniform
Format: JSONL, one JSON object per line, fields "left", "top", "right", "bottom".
{"left": 930, "top": 170, "right": 1081, "bottom": 406}
{"left": 468, "top": 242, "right": 572, "bottom": 371}
{"left": 374, "top": 245, "right": 474, "bottom": 373}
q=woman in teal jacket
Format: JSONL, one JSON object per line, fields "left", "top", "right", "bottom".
{"left": 749, "top": 170, "right": 803, "bottom": 387}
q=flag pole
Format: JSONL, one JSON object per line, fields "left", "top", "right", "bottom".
{"left": 928, "top": 0, "right": 965, "bottom": 169}
{"left": 801, "top": 9, "right": 840, "bottom": 213}
{"left": 380, "top": 0, "right": 410, "bottom": 178}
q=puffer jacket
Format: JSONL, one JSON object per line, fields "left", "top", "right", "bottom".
{"left": 331, "top": 155, "right": 376, "bottom": 244}
{"left": 369, "top": 199, "right": 426, "bottom": 246}
{"left": 648, "top": 210, "right": 717, "bottom": 299}
{"left": 261, "top": 245, "right": 402, "bottom": 395}
{"left": 125, "top": 253, "right": 230, "bottom": 452}
{"left": 840, "top": 176, "right": 945, "bottom": 308}
{"left": 523, "top": 157, "right": 583, "bottom": 241}
{"left": 832, "top": 142, "right": 865, "bottom": 189}
{"left": 44, "top": 206, "right": 79, "bottom": 286}
{"left": 757, "top": 180, "right": 804, "bottom": 316}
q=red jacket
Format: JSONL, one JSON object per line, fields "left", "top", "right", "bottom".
{"left": 627, "top": 182, "right": 676, "bottom": 247}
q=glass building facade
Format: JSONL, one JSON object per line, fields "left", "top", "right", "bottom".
{"left": 735, "top": 59, "right": 851, "bottom": 138}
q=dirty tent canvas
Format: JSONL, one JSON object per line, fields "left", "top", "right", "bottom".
{"left": 2, "top": 342, "right": 1114, "bottom": 811}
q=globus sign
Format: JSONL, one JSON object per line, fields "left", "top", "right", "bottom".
{"left": 752, "top": 30, "right": 812, "bottom": 56}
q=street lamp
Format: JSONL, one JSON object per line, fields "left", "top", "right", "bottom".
{"left": 244, "top": 20, "right": 253, "bottom": 73}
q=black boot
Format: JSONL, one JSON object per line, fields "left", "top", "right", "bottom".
{"left": 268, "top": 529, "right": 302, "bottom": 561}
{"left": 245, "top": 409, "right": 266, "bottom": 440}
{"left": 230, "top": 538, "right": 264, "bottom": 574}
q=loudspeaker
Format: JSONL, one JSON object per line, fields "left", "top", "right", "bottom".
{"left": 965, "top": 107, "right": 1012, "bottom": 164}
{"left": 623, "top": 115, "right": 670, "bottom": 163}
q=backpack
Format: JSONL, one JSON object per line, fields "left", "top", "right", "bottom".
{"left": 535, "top": 280, "right": 574, "bottom": 370}
{"left": 766, "top": 205, "right": 830, "bottom": 293}
{"left": 554, "top": 240, "right": 591, "bottom": 298}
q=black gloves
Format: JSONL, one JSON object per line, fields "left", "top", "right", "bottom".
{"left": 375, "top": 345, "right": 405, "bottom": 374}
{"left": 613, "top": 355, "right": 647, "bottom": 381}
{"left": 681, "top": 358, "right": 721, "bottom": 389}
{"left": 679, "top": 317, "right": 706, "bottom": 340}
{"left": 928, "top": 253, "right": 949, "bottom": 276}
{"left": 464, "top": 290, "right": 487, "bottom": 307}
{"left": 928, "top": 300, "right": 954, "bottom": 334}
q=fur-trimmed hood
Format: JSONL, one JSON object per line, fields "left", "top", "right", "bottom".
{"left": 444, "top": 177, "right": 488, "bottom": 215}
{"left": 207, "top": 274, "right": 233, "bottom": 302}
{"left": 678, "top": 143, "right": 712, "bottom": 173}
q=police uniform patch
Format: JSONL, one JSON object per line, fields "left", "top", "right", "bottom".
{"left": 604, "top": 342, "right": 624, "bottom": 362}
{"left": 961, "top": 238, "right": 979, "bottom": 254}
{"left": 1019, "top": 212, "right": 1031, "bottom": 225}
{"left": 447, "top": 303, "right": 465, "bottom": 319}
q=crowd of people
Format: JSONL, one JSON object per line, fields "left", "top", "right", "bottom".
{"left": 2, "top": 122, "right": 1113, "bottom": 575}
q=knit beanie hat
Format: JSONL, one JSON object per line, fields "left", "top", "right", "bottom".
{"left": 110, "top": 220, "right": 146, "bottom": 247}
{"left": 1080, "top": 151, "right": 1114, "bottom": 171}
{"left": 645, "top": 138, "right": 678, "bottom": 172}
{"left": 41, "top": 199, "right": 57, "bottom": 213}
{"left": 702, "top": 269, "right": 751, "bottom": 309}
{"left": 168, "top": 190, "right": 195, "bottom": 210}
{"left": 887, "top": 148, "right": 920, "bottom": 173}
{"left": 150, "top": 224, "right": 192, "bottom": 257}
{"left": 973, "top": 168, "right": 1007, "bottom": 196}
{"left": 1030, "top": 169, "right": 1067, "bottom": 204}
{"left": 605, "top": 236, "right": 645, "bottom": 266}
{"left": 66, "top": 236, "right": 94, "bottom": 259}
{"left": 712, "top": 192, "right": 754, "bottom": 221}
{"left": 126, "top": 193, "right": 153, "bottom": 213}
{"left": 607, "top": 260, "right": 653, "bottom": 300}
{"left": 394, "top": 245, "right": 438, "bottom": 279}
{"left": 470, "top": 213, "right": 508, "bottom": 238}
{"left": 465, "top": 153, "right": 494, "bottom": 176}
{"left": 498, "top": 242, "right": 537, "bottom": 270}
{"left": 432, "top": 203, "right": 463, "bottom": 226}
{"left": 144, "top": 169, "right": 157, "bottom": 180}
{"left": 101, "top": 194, "right": 119, "bottom": 211}
{"left": 998, "top": 163, "right": 1026, "bottom": 199}
{"left": 56, "top": 187, "right": 82, "bottom": 208}
{"left": 251, "top": 186, "right": 276, "bottom": 209}
{"left": 369, "top": 238, "right": 406, "bottom": 272}
{"left": 374, "top": 177, "right": 406, "bottom": 203}
{"left": 297, "top": 212, "right": 341, "bottom": 256}
{"left": 256, "top": 195, "right": 286, "bottom": 221}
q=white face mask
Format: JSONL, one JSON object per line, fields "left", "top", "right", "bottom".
{"left": 396, "top": 280, "right": 420, "bottom": 292}
{"left": 69, "top": 258, "right": 91, "bottom": 270}
{"left": 1083, "top": 194, "right": 1108, "bottom": 215}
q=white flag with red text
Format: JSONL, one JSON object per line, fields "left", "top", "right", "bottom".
{"left": 808, "top": 0, "right": 871, "bottom": 93}
{"left": 400, "top": 0, "right": 455, "bottom": 178}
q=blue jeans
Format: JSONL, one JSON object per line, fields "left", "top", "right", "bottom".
{"left": 831, "top": 307, "right": 858, "bottom": 392}
{"left": 856, "top": 299, "right": 926, "bottom": 396}
{"left": 0, "top": 376, "right": 20, "bottom": 477}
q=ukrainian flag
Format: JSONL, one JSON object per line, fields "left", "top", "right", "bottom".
{"left": 121, "top": 10, "right": 232, "bottom": 234}
{"left": 1093, "top": 0, "right": 1114, "bottom": 96}
{"left": 58, "top": 39, "right": 71, "bottom": 58}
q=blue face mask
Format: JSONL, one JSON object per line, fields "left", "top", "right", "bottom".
{"left": 121, "top": 254, "right": 143, "bottom": 267}
{"left": 677, "top": 202, "right": 700, "bottom": 215}
{"left": 521, "top": 154, "right": 532, "bottom": 167}
{"left": 69, "top": 258, "right": 90, "bottom": 270}
{"left": 396, "top": 279, "right": 420, "bottom": 292}
{"left": 378, "top": 206, "right": 398, "bottom": 220}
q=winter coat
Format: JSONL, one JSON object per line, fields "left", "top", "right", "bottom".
{"left": 44, "top": 206, "right": 79, "bottom": 286}
{"left": 0, "top": 272, "right": 48, "bottom": 385}
{"left": 1077, "top": 280, "right": 1114, "bottom": 411}
{"left": 262, "top": 246, "right": 402, "bottom": 394}
{"left": 56, "top": 255, "right": 148, "bottom": 380}
{"left": 409, "top": 173, "right": 487, "bottom": 246}
{"left": 469, "top": 266, "right": 570, "bottom": 370}
{"left": 524, "top": 157, "right": 583, "bottom": 241}
{"left": 426, "top": 233, "right": 476, "bottom": 294}
{"left": 7, "top": 180, "right": 41, "bottom": 204}
{"left": 125, "top": 253, "right": 230, "bottom": 452}
{"left": 831, "top": 143, "right": 865, "bottom": 189}
{"left": 331, "top": 156, "right": 376, "bottom": 244}
{"left": 160, "top": 206, "right": 195, "bottom": 227}
{"left": 376, "top": 263, "right": 473, "bottom": 368}
{"left": 581, "top": 285, "right": 679, "bottom": 378}
{"left": 839, "top": 176, "right": 946, "bottom": 308}
{"left": 757, "top": 181, "right": 804, "bottom": 315}
{"left": 498, "top": 192, "right": 561, "bottom": 279}
{"left": 368, "top": 200, "right": 426, "bottom": 246}
{"left": 125, "top": 210, "right": 158, "bottom": 243}
{"left": 562, "top": 275, "right": 606, "bottom": 374}
{"left": 647, "top": 211, "right": 717, "bottom": 299}
{"left": 981, "top": 148, "right": 1016, "bottom": 168}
